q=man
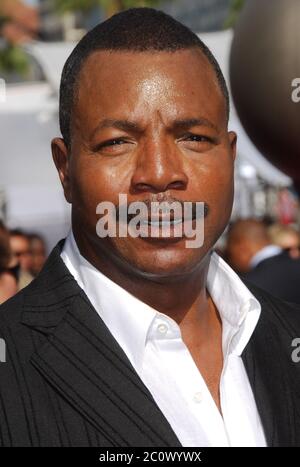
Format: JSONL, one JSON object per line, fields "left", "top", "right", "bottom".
{"left": 28, "top": 233, "right": 47, "bottom": 277}
{"left": 227, "top": 219, "right": 300, "bottom": 304}
{"left": 0, "top": 8, "right": 300, "bottom": 447}
{"left": 9, "top": 229, "right": 34, "bottom": 289}
{"left": 0, "top": 221, "right": 18, "bottom": 304}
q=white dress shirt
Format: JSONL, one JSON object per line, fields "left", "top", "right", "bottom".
{"left": 61, "top": 231, "right": 267, "bottom": 447}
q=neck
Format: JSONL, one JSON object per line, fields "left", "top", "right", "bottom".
{"left": 72, "top": 229, "right": 216, "bottom": 330}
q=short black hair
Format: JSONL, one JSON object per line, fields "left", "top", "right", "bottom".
{"left": 59, "top": 7, "right": 230, "bottom": 148}
{"left": 9, "top": 228, "right": 28, "bottom": 239}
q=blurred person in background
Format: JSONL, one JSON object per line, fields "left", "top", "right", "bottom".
{"left": 0, "top": 221, "right": 18, "bottom": 304}
{"left": 227, "top": 219, "right": 300, "bottom": 304}
{"left": 9, "top": 229, "right": 33, "bottom": 289}
{"left": 0, "top": 0, "right": 39, "bottom": 44}
{"left": 268, "top": 223, "right": 300, "bottom": 259}
{"left": 28, "top": 233, "right": 47, "bottom": 276}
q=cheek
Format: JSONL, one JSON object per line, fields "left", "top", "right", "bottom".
{"left": 70, "top": 158, "right": 134, "bottom": 237}
{"left": 198, "top": 159, "right": 234, "bottom": 215}
{"left": 195, "top": 157, "right": 234, "bottom": 244}
{"left": 71, "top": 157, "right": 128, "bottom": 210}
{"left": 189, "top": 147, "right": 234, "bottom": 196}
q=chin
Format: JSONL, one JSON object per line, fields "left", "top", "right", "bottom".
{"left": 126, "top": 244, "right": 210, "bottom": 281}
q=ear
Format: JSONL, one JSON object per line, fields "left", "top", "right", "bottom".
{"left": 51, "top": 137, "right": 72, "bottom": 204}
{"left": 228, "top": 131, "right": 237, "bottom": 162}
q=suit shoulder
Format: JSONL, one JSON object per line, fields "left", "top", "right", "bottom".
{"left": 0, "top": 289, "right": 25, "bottom": 328}
{"left": 245, "top": 280, "right": 300, "bottom": 332}
{"left": 0, "top": 270, "right": 50, "bottom": 328}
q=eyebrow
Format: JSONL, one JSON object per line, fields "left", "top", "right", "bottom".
{"left": 171, "top": 118, "right": 218, "bottom": 132}
{"left": 91, "top": 116, "right": 218, "bottom": 137}
{"left": 91, "top": 119, "right": 142, "bottom": 138}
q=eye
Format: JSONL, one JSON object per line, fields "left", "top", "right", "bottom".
{"left": 96, "top": 138, "right": 127, "bottom": 149}
{"left": 106, "top": 138, "right": 126, "bottom": 147}
{"left": 178, "top": 133, "right": 216, "bottom": 153}
{"left": 184, "top": 133, "right": 211, "bottom": 143}
{"left": 93, "top": 137, "right": 133, "bottom": 153}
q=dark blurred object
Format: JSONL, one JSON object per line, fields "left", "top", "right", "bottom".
{"left": 28, "top": 233, "right": 47, "bottom": 277}
{"left": 5, "top": 262, "right": 20, "bottom": 282}
{"left": 0, "top": 220, "right": 11, "bottom": 272}
{"left": 0, "top": 221, "right": 18, "bottom": 304}
{"left": 245, "top": 250, "right": 300, "bottom": 304}
{"left": 230, "top": 0, "right": 300, "bottom": 189}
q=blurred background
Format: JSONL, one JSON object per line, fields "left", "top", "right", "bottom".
{"left": 1, "top": 0, "right": 300, "bottom": 304}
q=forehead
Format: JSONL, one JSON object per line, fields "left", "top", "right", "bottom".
{"left": 10, "top": 235, "right": 29, "bottom": 247}
{"left": 74, "top": 48, "right": 226, "bottom": 129}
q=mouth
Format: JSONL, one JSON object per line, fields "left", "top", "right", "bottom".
{"left": 134, "top": 216, "right": 184, "bottom": 227}
{"left": 125, "top": 212, "right": 198, "bottom": 243}
{"left": 138, "top": 217, "right": 185, "bottom": 227}
{"left": 95, "top": 197, "right": 207, "bottom": 246}
{"left": 116, "top": 201, "right": 208, "bottom": 224}
{"left": 112, "top": 200, "right": 208, "bottom": 242}
{"left": 126, "top": 210, "right": 198, "bottom": 226}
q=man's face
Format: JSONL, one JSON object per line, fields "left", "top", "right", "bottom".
{"left": 10, "top": 235, "right": 32, "bottom": 271}
{"left": 29, "top": 238, "right": 47, "bottom": 275}
{"left": 53, "top": 49, "right": 236, "bottom": 279}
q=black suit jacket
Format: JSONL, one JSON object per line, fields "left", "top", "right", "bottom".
{"left": 244, "top": 250, "right": 300, "bottom": 304}
{"left": 1, "top": 240, "right": 300, "bottom": 447}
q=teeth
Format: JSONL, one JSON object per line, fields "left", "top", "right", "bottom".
{"left": 141, "top": 219, "right": 183, "bottom": 226}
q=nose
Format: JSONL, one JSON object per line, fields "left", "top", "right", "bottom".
{"left": 130, "top": 139, "right": 188, "bottom": 193}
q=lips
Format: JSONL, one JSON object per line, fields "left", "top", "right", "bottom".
{"left": 127, "top": 211, "right": 196, "bottom": 225}
{"left": 116, "top": 200, "right": 208, "bottom": 225}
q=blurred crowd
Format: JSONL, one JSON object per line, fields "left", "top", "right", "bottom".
{"left": 1, "top": 217, "right": 300, "bottom": 306}
{"left": 224, "top": 219, "right": 300, "bottom": 304}
{"left": 0, "top": 221, "right": 47, "bottom": 304}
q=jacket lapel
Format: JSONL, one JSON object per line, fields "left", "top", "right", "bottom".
{"left": 21, "top": 241, "right": 181, "bottom": 447}
{"left": 242, "top": 284, "right": 298, "bottom": 447}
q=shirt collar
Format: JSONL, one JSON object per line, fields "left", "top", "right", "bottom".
{"left": 207, "top": 252, "right": 261, "bottom": 356}
{"left": 61, "top": 232, "right": 261, "bottom": 371}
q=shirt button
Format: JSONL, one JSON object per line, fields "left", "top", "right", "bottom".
{"left": 157, "top": 323, "right": 168, "bottom": 334}
{"left": 193, "top": 392, "right": 202, "bottom": 403}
